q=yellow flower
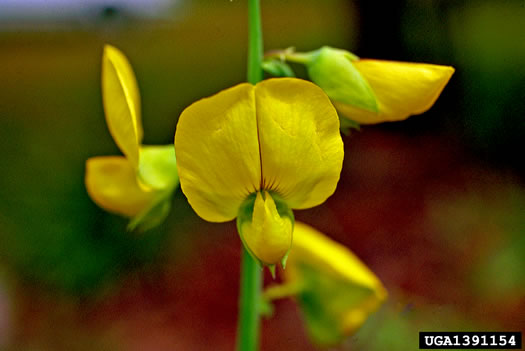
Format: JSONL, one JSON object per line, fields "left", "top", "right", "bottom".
{"left": 332, "top": 59, "right": 455, "bottom": 124}
{"left": 283, "top": 222, "right": 387, "bottom": 345}
{"left": 85, "top": 45, "right": 178, "bottom": 229}
{"left": 273, "top": 46, "right": 455, "bottom": 125}
{"left": 174, "top": 78, "right": 344, "bottom": 266}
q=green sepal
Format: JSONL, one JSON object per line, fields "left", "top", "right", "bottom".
{"left": 128, "top": 193, "right": 172, "bottom": 232}
{"left": 268, "top": 264, "right": 276, "bottom": 279}
{"left": 281, "top": 251, "right": 289, "bottom": 269}
{"left": 306, "top": 46, "right": 378, "bottom": 112}
{"left": 138, "top": 144, "right": 179, "bottom": 191}
{"left": 123, "top": 144, "right": 178, "bottom": 231}
{"left": 269, "top": 191, "right": 295, "bottom": 225}
{"left": 262, "top": 59, "right": 296, "bottom": 77}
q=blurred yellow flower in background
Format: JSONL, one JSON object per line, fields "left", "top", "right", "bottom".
{"left": 85, "top": 45, "right": 178, "bottom": 230}
{"left": 174, "top": 78, "right": 344, "bottom": 267}
{"left": 280, "top": 222, "right": 387, "bottom": 345}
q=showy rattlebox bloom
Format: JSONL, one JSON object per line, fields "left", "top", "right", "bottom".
{"left": 306, "top": 47, "right": 455, "bottom": 124}
{"left": 283, "top": 222, "right": 387, "bottom": 345}
{"left": 174, "top": 78, "right": 344, "bottom": 267}
{"left": 85, "top": 45, "right": 178, "bottom": 230}
{"left": 267, "top": 46, "right": 454, "bottom": 125}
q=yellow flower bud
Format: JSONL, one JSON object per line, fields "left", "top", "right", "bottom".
{"left": 281, "top": 46, "right": 454, "bottom": 124}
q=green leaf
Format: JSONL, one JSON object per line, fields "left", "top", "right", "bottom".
{"left": 138, "top": 145, "right": 179, "bottom": 191}
{"left": 262, "top": 59, "right": 296, "bottom": 77}
{"left": 306, "top": 46, "right": 378, "bottom": 112}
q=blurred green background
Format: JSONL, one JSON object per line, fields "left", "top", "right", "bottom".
{"left": 0, "top": 0, "right": 523, "bottom": 350}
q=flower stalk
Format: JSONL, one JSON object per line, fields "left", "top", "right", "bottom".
{"left": 237, "top": 0, "right": 264, "bottom": 350}
{"left": 237, "top": 247, "right": 263, "bottom": 351}
{"left": 247, "top": 0, "right": 263, "bottom": 85}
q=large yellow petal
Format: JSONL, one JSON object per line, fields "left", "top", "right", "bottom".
{"left": 254, "top": 78, "right": 343, "bottom": 209}
{"left": 85, "top": 156, "right": 156, "bottom": 217}
{"left": 102, "top": 45, "right": 143, "bottom": 168}
{"left": 285, "top": 222, "right": 387, "bottom": 344}
{"left": 174, "top": 83, "right": 261, "bottom": 222}
{"left": 335, "top": 60, "right": 454, "bottom": 124}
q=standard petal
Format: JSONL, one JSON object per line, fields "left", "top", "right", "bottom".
{"left": 254, "top": 78, "right": 344, "bottom": 209}
{"left": 174, "top": 83, "right": 262, "bottom": 222}
{"left": 85, "top": 156, "right": 156, "bottom": 217}
{"left": 102, "top": 45, "right": 143, "bottom": 168}
{"left": 335, "top": 60, "right": 454, "bottom": 124}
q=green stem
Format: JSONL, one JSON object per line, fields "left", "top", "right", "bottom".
{"left": 237, "top": 248, "right": 263, "bottom": 351}
{"left": 237, "top": 1, "right": 264, "bottom": 350}
{"left": 247, "top": 0, "right": 263, "bottom": 85}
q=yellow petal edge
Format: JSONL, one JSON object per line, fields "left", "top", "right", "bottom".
{"left": 102, "top": 45, "right": 143, "bottom": 168}
{"left": 85, "top": 156, "right": 156, "bottom": 217}
{"left": 335, "top": 60, "right": 454, "bottom": 124}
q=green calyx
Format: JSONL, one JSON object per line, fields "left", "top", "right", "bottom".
{"left": 266, "top": 46, "right": 378, "bottom": 113}
{"left": 129, "top": 144, "right": 179, "bottom": 231}
{"left": 306, "top": 46, "right": 378, "bottom": 112}
{"left": 138, "top": 144, "right": 178, "bottom": 191}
